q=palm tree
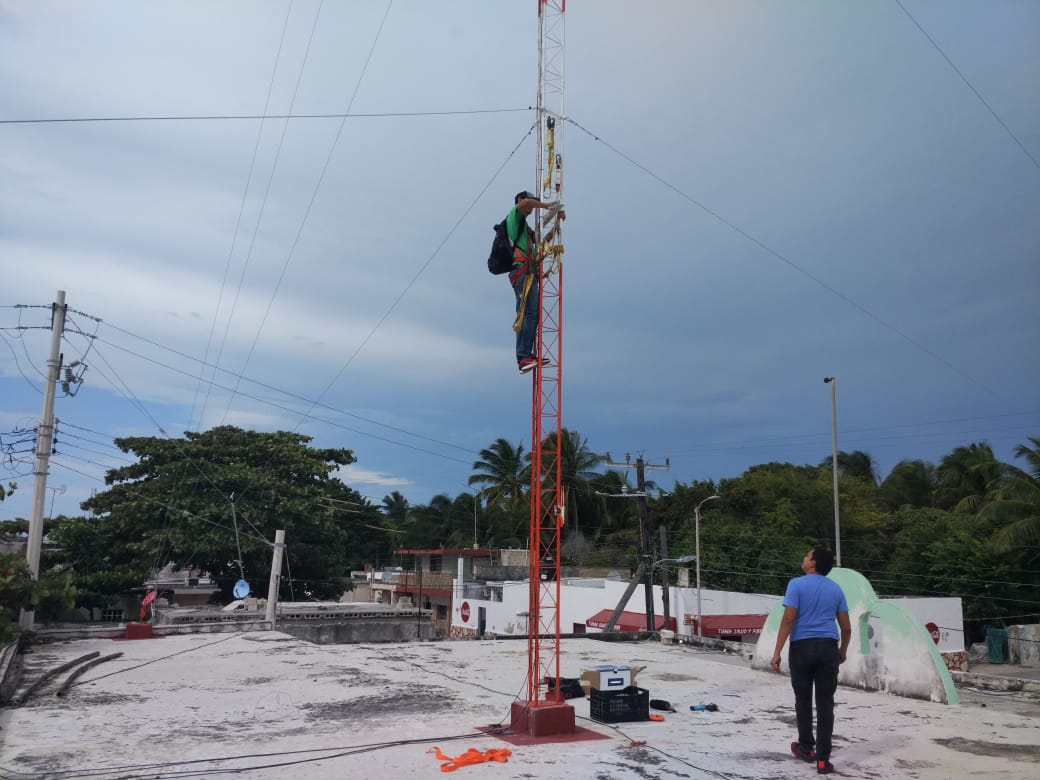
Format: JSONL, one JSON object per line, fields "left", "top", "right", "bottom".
{"left": 468, "top": 438, "right": 528, "bottom": 509}
{"left": 987, "top": 437, "right": 1040, "bottom": 551}
{"left": 380, "top": 491, "right": 409, "bottom": 525}
{"left": 878, "top": 459, "right": 938, "bottom": 511}
{"left": 405, "top": 494, "right": 455, "bottom": 548}
{"left": 819, "top": 450, "right": 878, "bottom": 484}
{"left": 935, "top": 442, "right": 1010, "bottom": 512}
{"left": 537, "top": 428, "right": 604, "bottom": 537}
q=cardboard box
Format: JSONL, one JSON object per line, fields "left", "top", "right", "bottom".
{"left": 581, "top": 664, "right": 637, "bottom": 692}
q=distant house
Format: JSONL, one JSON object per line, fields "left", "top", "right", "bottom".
{"left": 351, "top": 548, "right": 502, "bottom": 636}
{"left": 141, "top": 564, "right": 221, "bottom": 609}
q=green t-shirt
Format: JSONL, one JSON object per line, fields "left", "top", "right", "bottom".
{"left": 506, "top": 205, "right": 532, "bottom": 257}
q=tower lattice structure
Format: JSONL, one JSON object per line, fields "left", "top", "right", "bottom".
{"left": 525, "top": 0, "right": 566, "bottom": 709}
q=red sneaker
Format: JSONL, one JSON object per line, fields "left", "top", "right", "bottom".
{"left": 518, "top": 357, "right": 549, "bottom": 374}
{"left": 791, "top": 742, "right": 815, "bottom": 762}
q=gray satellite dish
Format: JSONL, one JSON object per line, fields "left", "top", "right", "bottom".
{"left": 233, "top": 579, "right": 250, "bottom": 599}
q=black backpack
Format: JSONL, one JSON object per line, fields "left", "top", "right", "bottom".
{"left": 488, "top": 218, "right": 521, "bottom": 275}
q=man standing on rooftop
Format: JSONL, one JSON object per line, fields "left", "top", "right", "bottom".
{"left": 770, "top": 546, "right": 852, "bottom": 775}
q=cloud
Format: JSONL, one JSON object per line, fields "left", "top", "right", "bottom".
{"left": 335, "top": 464, "right": 413, "bottom": 492}
{"left": 1, "top": 0, "right": 1037, "bottom": 524}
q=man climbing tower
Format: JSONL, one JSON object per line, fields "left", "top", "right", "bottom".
{"left": 506, "top": 190, "right": 564, "bottom": 373}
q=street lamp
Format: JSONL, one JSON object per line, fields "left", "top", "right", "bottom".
{"left": 695, "top": 495, "right": 720, "bottom": 637}
{"left": 823, "top": 377, "right": 841, "bottom": 567}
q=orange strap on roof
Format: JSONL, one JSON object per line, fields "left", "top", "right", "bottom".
{"left": 430, "top": 746, "right": 512, "bottom": 772}
{"left": 649, "top": 714, "right": 666, "bottom": 722}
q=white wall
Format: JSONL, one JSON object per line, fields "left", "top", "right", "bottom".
{"left": 884, "top": 597, "right": 964, "bottom": 653}
{"left": 452, "top": 578, "right": 781, "bottom": 637}
{"left": 452, "top": 576, "right": 964, "bottom": 654}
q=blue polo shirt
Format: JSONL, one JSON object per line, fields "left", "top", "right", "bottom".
{"left": 783, "top": 573, "right": 848, "bottom": 641}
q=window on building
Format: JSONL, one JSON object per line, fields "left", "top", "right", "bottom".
{"left": 436, "top": 605, "right": 448, "bottom": 620}
{"left": 429, "top": 555, "right": 442, "bottom": 573}
{"left": 101, "top": 609, "right": 125, "bottom": 622}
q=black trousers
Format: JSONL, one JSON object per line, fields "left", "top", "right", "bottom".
{"left": 789, "top": 637, "right": 840, "bottom": 761}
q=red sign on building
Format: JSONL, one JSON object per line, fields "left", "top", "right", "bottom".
{"left": 925, "top": 621, "right": 940, "bottom": 645}
{"left": 460, "top": 601, "right": 471, "bottom": 622}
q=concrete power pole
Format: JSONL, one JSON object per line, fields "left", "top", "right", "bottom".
{"left": 659, "top": 525, "right": 670, "bottom": 634}
{"left": 21, "top": 290, "right": 67, "bottom": 630}
{"left": 265, "top": 530, "right": 285, "bottom": 627}
{"left": 604, "top": 453, "right": 669, "bottom": 633}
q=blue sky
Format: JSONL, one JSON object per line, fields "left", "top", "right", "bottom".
{"left": 1, "top": 0, "right": 1038, "bottom": 524}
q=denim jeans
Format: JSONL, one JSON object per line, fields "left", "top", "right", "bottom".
{"left": 513, "top": 271, "right": 539, "bottom": 360}
{"left": 789, "top": 638, "right": 840, "bottom": 761}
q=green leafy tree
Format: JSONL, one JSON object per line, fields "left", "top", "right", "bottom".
{"left": 403, "top": 493, "right": 454, "bottom": 549}
{"left": 878, "top": 459, "right": 938, "bottom": 511}
{"left": 821, "top": 450, "right": 879, "bottom": 485}
{"left": 722, "top": 463, "right": 834, "bottom": 544}
{"left": 482, "top": 495, "right": 527, "bottom": 549}
{"left": 59, "top": 426, "right": 381, "bottom": 603}
{"left": 0, "top": 552, "right": 77, "bottom": 642}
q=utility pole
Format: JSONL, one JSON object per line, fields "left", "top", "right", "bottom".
{"left": 265, "top": 529, "right": 285, "bottom": 627}
{"left": 659, "top": 525, "right": 670, "bottom": 633}
{"left": 824, "top": 377, "right": 841, "bottom": 566}
{"left": 604, "top": 453, "right": 669, "bottom": 632}
{"left": 21, "top": 290, "right": 67, "bottom": 630}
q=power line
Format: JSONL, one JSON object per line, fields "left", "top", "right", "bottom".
{"left": 48, "top": 420, "right": 121, "bottom": 442}
{"left": 0, "top": 331, "right": 43, "bottom": 394}
{"left": 894, "top": 0, "right": 1040, "bottom": 171}
{"left": 211, "top": 0, "right": 329, "bottom": 428}
{"left": 220, "top": 0, "right": 392, "bottom": 421}
{"left": 52, "top": 426, "right": 125, "bottom": 451}
{"left": 69, "top": 329, "right": 473, "bottom": 464}
{"left": 53, "top": 438, "right": 134, "bottom": 464}
{"left": 189, "top": 0, "right": 297, "bottom": 433}
{"left": 297, "top": 120, "right": 538, "bottom": 425}
{"left": 0, "top": 107, "right": 531, "bottom": 126}
{"left": 92, "top": 322, "right": 474, "bottom": 453}
{"left": 62, "top": 320, "right": 248, "bottom": 513}
{"left": 665, "top": 421, "right": 1039, "bottom": 458}
{"left": 565, "top": 115, "right": 1003, "bottom": 400}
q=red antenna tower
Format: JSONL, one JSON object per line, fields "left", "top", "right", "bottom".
{"left": 510, "top": 0, "right": 574, "bottom": 737}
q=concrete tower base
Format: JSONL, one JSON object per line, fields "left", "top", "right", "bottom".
{"left": 510, "top": 701, "right": 576, "bottom": 736}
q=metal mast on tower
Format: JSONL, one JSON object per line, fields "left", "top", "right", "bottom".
{"left": 512, "top": 0, "right": 572, "bottom": 736}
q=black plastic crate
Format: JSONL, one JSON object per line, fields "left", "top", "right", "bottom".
{"left": 589, "top": 685, "right": 649, "bottom": 723}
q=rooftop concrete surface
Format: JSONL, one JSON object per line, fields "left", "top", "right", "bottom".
{"left": 1, "top": 631, "right": 1038, "bottom": 779}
